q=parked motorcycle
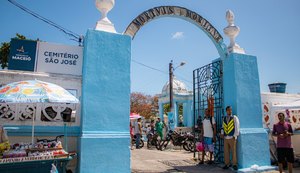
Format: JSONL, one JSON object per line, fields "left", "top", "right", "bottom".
{"left": 183, "top": 132, "right": 195, "bottom": 152}
{"left": 132, "top": 135, "right": 144, "bottom": 148}
{"left": 146, "top": 131, "right": 160, "bottom": 149}
{"left": 157, "top": 130, "right": 188, "bottom": 151}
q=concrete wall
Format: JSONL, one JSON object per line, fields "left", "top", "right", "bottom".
{"left": 79, "top": 29, "right": 131, "bottom": 173}
{"left": 223, "top": 53, "right": 270, "bottom": 169}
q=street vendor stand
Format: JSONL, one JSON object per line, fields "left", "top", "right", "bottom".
{"left": 0, "top": 152, "right": 74, "bottom": 173}
{"left": 0, "top": 80, "right": 79, "bottom": 172}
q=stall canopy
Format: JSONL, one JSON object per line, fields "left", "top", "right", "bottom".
{"left": 272, "top": 100, "right": 300, "bottom": 110}
{"left": 130, "top": 113, "right": 142, "bottom": 120}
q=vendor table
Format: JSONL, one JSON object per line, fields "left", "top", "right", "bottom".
{"left": 0, "top": 156, "right": 72, "bottom": 173}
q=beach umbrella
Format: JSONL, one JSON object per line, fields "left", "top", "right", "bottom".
{"left": 0, "top": 80, "right": 79, "bottom": 103}
{"left": 0, "top": 79, "right": 79, "bottom": 144}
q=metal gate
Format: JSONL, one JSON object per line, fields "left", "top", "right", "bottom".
{"left": 193, "top": 60, "right": 224, "bottom": 162}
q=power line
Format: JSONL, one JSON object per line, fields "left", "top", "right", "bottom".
{"left": 8, "top": 0, "right": 83, "bottom": 45}
{"left": 132, "top": 59, "right": 166, "bottom": 74}
{"left": 131, "top": 59, "right": 192, "bottom": 84}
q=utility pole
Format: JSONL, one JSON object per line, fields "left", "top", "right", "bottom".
{"left": 169, "top": 60, "right": 174, "bottom": 112}
{"left": 169, "top": 60, "right": 186, "bottom": 113}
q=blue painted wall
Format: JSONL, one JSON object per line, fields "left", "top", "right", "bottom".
{"left": 223, "top": 53, "right": 270, "bottom": 169}
{"left": 223, "top": 53, "right": 262, "bottom": 128}
{"left": 237, "top": 128, "right": 270, "bottom": 168}
{"left": 80, "top": 29, "right": 131, "bottom": 173}
{"left": 5, "top": 125, "right": 80, "bottom": 137}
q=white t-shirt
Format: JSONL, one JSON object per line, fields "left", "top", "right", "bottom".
{"left": 134, "top": 121, "right": 141, "bottom": 135}
{"left": 203, "top": 117, "right": 216, "bottom": 138}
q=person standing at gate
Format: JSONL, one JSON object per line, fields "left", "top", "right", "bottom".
{"left": 221, "top": 106, "right": 240, "bottom": 170}
{"left": 155, "top": 117, "right": 164, "bottom": 139}
{"left": 199, "top": 108, "right": 216, "bottom": 164}
{"left": 272, "top": 112, "right": 294, "bottom": 173}
{"left": 162, "top": 121, "right": 168, "bottom": 140}
{"left": 130, "top": 122, "right": 134, "bottom": 150}
{"left": 134, "top": 118, "right": 142, "bottom": 149}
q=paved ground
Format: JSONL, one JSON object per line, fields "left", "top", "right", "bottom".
{"left": 131, "top": 145, "right": 300, "bottom": 173}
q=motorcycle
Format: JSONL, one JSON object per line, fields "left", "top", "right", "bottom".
{"left": 146, "top": 131, "right": 160, "bottom": 149}
{"left": 182, "top": 132, "right": 195, "bottom": 152}
{"left": 132, "top": 135, "right": 144, "bottom": 148}
{"left": 158, "top": 130, "right": 188, "bottom": 151}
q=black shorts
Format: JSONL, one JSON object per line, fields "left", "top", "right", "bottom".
{"left": 277, "top": 148, "right": 294, "bottom": 163}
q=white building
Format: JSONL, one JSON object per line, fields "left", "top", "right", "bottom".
{"left": 261, "top": 92, "right": 300, "bottom": 155}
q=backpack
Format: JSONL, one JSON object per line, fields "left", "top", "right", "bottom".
{"left": 209, "top": 116, "right": 214, "bottom": 130}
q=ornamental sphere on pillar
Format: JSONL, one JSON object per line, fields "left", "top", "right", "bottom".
{"left": 95, "top": 0, "right": 115, "bottom": 22}
{"left": 95, "top": 0, "right": 116, "bottom": 33}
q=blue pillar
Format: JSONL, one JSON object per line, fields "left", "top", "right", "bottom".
{"left": 223, "top": 53, "right": 271, "bottom": 169}
{"left": 183, "top": 102, "right": 188, "bottom": 126}
{"left": 80, "top": 30, "right": 131, "bottom": 173}
{"left": 187, "top": 100, "right": 193, "bottom": 127}
{"left": 174, "top": 101, "right": 178, "bottom": 128}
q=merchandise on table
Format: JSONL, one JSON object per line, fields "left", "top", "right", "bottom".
{"left": 0, "top": 139, "right": 69, "bottom": 163}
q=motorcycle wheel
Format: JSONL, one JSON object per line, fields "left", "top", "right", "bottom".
{"left": 147, "top": 140, "right": 152, "bottom": 149}
{"left": 186, "top": 140, "right": 196, "bottom": 152}
{"left": 159, "top": 140, "right": 169, "bottom": 151}
{"left": 139, "top": 139, "right": 144, "bottom": 148}
{"left": 183, "top": 142, "right": 190, "bottom": 151}
{"left": 156, "top": 140, "right": 162, "bottom": 150}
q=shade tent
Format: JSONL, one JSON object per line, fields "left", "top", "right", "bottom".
{"left": 130, "top": 113, "right": 142, "bottom": 120}
{"left": 272, "top": 100, "right": 300, "bottom": 110}
{"left": 268, "top": 99, "right": 300, "bottom": 128}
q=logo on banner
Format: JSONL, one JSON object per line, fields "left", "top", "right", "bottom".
{"left": 8, "top": 39, "right": 37, "bottom": 71}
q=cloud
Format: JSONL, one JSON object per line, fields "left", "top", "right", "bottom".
{"left": 171, "top": 32, "right": 184, "bottom": 39}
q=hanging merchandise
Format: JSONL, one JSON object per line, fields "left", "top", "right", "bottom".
{"left": 207, "top": 96, "right": 214, "bottom": 117}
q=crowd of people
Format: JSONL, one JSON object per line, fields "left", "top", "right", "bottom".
{"left": 130, "top": 117, "right": 169, "bottom": 150}
{"left": 199, "top": 105, "right": 296, "bottom": 173}
{"left": 130, "top": 105, "right": 296, "bottom": 173}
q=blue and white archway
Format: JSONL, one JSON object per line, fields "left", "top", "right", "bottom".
{"left": 80, "top": 4, "right": 272, "bottom": 172}
{"left": 124, "top": 6, "right": 227, "bottom": 58}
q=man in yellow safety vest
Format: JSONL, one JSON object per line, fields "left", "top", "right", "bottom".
{"left": 221, "top": 106, "right": 240, "bottom": 171}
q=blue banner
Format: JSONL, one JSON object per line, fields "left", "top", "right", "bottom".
{"left": 168, "top": 112, "right": 175, "bottom": 130}
{"left": 8, "top": 39, "right": 37, "bottom": 71}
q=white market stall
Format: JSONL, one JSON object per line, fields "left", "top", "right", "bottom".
{"left": 0, "top": 80, "right": 79, "bottom": 172}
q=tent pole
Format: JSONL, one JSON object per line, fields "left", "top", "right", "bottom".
{"left": 64, "top": 122, "right": 68, "bottom": 152}
{"left": 31, "top": 113, "right": 35, "bottom": 144}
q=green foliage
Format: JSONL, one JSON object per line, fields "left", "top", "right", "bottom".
{"left": 0, "top": 42, "right": 10, "bottom": 69}
{"left": 163, "top": 104, "right": 170, "bottom": 114}
{"left": 0, "top": 33, "right": 27, "bottom": 69}
{"left": 163, "top": 103, "right": 183, "bottom": 116}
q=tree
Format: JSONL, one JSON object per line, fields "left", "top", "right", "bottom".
{"left": 0, "top": 33, "right": 27, "bottom": 69}
{"left": 130, "top": 92, "right": 158, "bottom": 119}
{"left": 151, "top": 95, "right": 159, "bottom": 117}
{"left": 163, "top": 102, "right": 183, "bottom": 116}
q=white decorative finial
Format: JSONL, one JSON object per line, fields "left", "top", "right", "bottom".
{"left": 223, "top": 10, "right": 245, "bottom": 54}
{"left": 95, "top": 0, "right": 116, "bottom": 33}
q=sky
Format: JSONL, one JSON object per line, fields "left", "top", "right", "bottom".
{"left": 1, "top": 0, "right": 300, "bottom": 96}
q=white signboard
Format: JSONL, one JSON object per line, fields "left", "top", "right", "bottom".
{"left": 36, "top": 42, "right": 83, "bottom": 75}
